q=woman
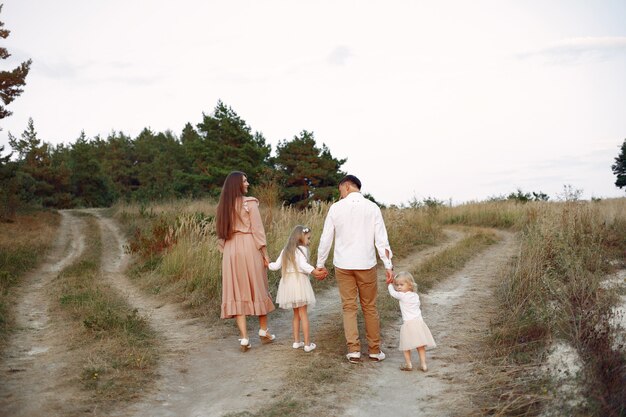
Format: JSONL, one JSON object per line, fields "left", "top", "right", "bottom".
{"left": 216, "top": 171, "right": 276, "bottom": 351}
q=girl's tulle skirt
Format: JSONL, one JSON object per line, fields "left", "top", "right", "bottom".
{"left": 399, "top": 318, "right": 436, "bottom": 351}
{"left": 275, "top": 272, "right": 316, "bottom": 309}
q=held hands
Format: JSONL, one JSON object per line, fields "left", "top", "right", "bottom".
{"left": 312, "top": 267, "right": 329, "bottom": 280}
{"left": 385, "top": 268, "right": 394, "bottom": 284}
{"left": 263, "top": 257, "right": 270, "bottom": 268}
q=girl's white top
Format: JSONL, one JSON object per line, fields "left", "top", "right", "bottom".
{"left": 268, "top": 246, "right": 315, "bottom": 275}
{"left": 387, "top": 284, "right": 423, "bottom": 321}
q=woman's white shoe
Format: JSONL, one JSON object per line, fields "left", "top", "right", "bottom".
{"left": 258, "top": 328, "right": 276, "bottom": 344}
{"left": 239, "top": 338, "right": 251, "bottom": 352}
{"left": 304, "top": 343, "right": 316, "bottom": 353}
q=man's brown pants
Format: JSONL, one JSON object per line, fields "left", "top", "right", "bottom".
{"left": 335, "top": 266, "right": 381, "bottom": 354}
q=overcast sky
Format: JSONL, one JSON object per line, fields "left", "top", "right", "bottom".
{"left": 1, "top": 1, "right": 625, "bottom": 205}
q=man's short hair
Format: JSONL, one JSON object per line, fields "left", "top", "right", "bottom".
{"left": 339, "top": 175, "right": 361, "bottom": 190}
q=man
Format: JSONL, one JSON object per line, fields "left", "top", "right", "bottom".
{"left": 315, "top": 175, "right": 394, "bottom": 363}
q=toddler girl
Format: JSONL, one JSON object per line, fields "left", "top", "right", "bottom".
{"left": 387, "top": 271, "right": 436, "bottom": 371}
{"left": 268, "top": 225, "right": 317, "bottom": 352}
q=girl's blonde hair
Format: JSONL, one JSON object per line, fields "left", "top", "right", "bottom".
{"left": 394, "top": 271, "right": 417, "bottom": 292}
{"left": 281, "top": 225, "right": 311, "bottom": 276}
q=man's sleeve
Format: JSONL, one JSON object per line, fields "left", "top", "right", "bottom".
{"left": 374, "top": 207, "right": 393, "bottom": 269}
{"left": 316, "top": 207, "right": 335, "bottom": 268}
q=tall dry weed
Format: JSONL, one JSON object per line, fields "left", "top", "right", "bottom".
{"left": 114, "top": 198, "right": 443, "bottom": 317}
{"left": 483, "top": 199, "right": 626, "bottom": 416}
{"left": 438, "top": 200, "right": 533, "bottom": 230}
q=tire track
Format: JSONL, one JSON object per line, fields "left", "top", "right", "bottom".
{"left": 0, "top": 211, "right": 87, "bottom": 417}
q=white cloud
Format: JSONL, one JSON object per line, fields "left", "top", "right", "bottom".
{"left": 518, "top": 36, "right": 626, "bottom": 64}
{"left": 327, "top": 46, "right": 353, "bottom": 66}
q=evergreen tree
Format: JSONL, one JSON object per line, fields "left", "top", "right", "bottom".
{"left": 0, "top": 4, "right": 31, "bottom": 121}
{"left": 612, "top": 138, "right": 626, "bottom": 191}
{"left": 195, "top": 101, "right": 271, "bottom": 195}
{"left": 132, "top": 128, "right": 186, "bottom": 201}
{"left": 68, "top": 131, "right": 114, "bottom": 207}
{"left": 100, "top": 131, "right": 139, "bottom": 200}
{"left": 176, "top": 122, "right": 210, "bottom": 197}
{"left": 0, "top": 144, "right": 18, "bottom": 219}
{"left": 273, "top": 130, "right": 346, "bottom": 208}
{"left": 7, "top": 118, "right": 50, "bottom": 205}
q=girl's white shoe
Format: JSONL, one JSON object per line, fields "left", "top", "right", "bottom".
{"left": 304, "top": 342, "right": 316, "bottom": 353}
{"left": 292, "top": 341, "right": 305, "bottom": 349}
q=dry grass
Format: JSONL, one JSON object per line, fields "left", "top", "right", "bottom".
{"left": 113, "top": 199, "right": 444, "bottom": 318}
{"left": 0, "top": 210, "right": 60, "bottom": 345}
{"left": 410, "top": 227, "right": 500, "bottom": 292}
{"left": 436, "top": 200, "right": 534, "bottom": 230}
{"left": 52, "top": 215, "right": 158, "bottom": 408}
{"left": 476, "top": 199, "right": 626, "bottom": 416}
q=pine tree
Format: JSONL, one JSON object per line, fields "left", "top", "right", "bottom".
{"left": 195, "top": 101, "right": 271, "bottom": 194}
{"left": 0, "top": 4, "right": 31, "bottom": 121}
{"left": 612, "top": 138, "right": 626, "bottom": 191}
{"left": 273, "top": 130, "right": 346, "bottom": 208}
{"left": 7, "top": 118, "right": 73, "bottom": 207}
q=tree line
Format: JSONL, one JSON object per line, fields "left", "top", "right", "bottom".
{"left": 0, "top": 101, "right": 347, "bottom": 218}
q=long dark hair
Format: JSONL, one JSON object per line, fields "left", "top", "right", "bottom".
{"left": 216, "top": 171, "right": 246, "bottom": 240}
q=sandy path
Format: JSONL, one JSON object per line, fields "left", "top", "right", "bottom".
{"left": 0, "top": 211, "right": 88, "bottom": 417}
{"left": 342, "top": 230, "right": 518, "bottom": 417}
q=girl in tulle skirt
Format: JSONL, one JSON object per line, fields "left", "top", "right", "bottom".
{"left": 268, "top": 225, "right": 317, "bottom": 352}
{"left": 387, "top": 271, "right": 436, "bottom": 371}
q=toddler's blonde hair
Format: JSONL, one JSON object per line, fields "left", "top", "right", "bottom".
{"left": 394, "top": 271, "right": 417, "bottom": 292}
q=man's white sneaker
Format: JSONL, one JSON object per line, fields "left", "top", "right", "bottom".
{"left": 368, "top": 351, "right": 386, "bottom": 361}
{"left": 346, "top": 351, "right": 361, "bottom": 363}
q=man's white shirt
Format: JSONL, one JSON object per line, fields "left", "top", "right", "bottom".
{"left": 316, "top": 192, "right": 393, "bottom": 270}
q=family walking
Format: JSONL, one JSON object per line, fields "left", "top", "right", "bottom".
{"left": 216, "top": 171, "right": 435, "bottom": 371}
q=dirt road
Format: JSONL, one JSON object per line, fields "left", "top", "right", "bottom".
{"left": 1, "top": 211, "right": 518, "bottom": 417}
{"left": 0, "top": 211, "right": 88, "bottom": 416}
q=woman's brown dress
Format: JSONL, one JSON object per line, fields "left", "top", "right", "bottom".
{"left": 219, "top": 196, "right": 275, "bottom": 319}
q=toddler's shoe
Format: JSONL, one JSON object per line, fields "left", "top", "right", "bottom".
{"left": 346, "top": 351, "right": 361, "bottom": 363}
{"left": 368, "top": 351, "right": 386, "bottom": 362}
{"left": 239, "top": 338, "right": 251, "bottom": 352}
{"left": 304, "top": 343, "right": 316, "bottom": 353}
{"left": 292, "top": 341, "right": 305, "bottom": 349}
{"left": 258, "top": 328, "right": 275, "bottom": 344}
